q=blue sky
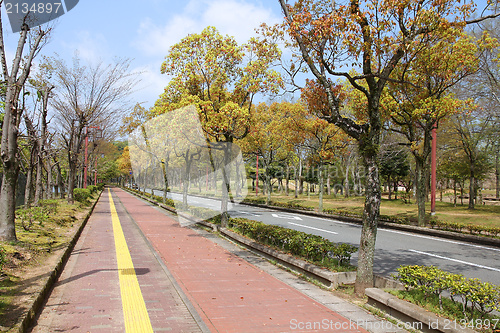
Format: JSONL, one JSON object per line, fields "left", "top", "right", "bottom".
{"left": 1, "top": 0, "right": 493, "bottom": 118}
{"left": 1, "top": 0, "right": 285, "bottom": 112}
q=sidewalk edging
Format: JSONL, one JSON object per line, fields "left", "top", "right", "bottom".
{"left": 15, "top": 192, "right": 102, "bottom": 333}
{"left": 365, "top": 288, "right": 477, "bottom": 333}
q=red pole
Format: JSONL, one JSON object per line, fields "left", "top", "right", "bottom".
{"left": 431, "top": 124, "right": 437, "bottom": 215}
{"left": 256, "top": 155, "right": 259, "bottom": 196}
{"left": 94, "top": 158, "right": 98, "bottom": 185}
{"left": 84, "top": 126, "right": 88, "bottom": 189}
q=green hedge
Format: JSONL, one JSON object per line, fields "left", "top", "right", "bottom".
{"left": 228, "top": 218, "right": 357, "bottom": 266}
{"left": 429, "top": 220, "right": 500, "bottom": 237}
{"left": 393, "top": 265, "right": 499, "bottom": 320}
{"left": 73, "top": 188, "right": 92, "bottom": 204}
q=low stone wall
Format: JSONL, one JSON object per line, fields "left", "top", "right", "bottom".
{"left": 366, "top": 288, "right": 477, "bottom": 333}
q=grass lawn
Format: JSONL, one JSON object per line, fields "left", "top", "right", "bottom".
{"left": 0, "top": 195, "right": 99, "bottom": 330}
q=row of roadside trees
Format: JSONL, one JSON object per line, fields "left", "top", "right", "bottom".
{"left": 120, "top": 0, "right": 499, "bottom": 296}
{"left": 0, "top": 8, "right": 138, "bottom": 242}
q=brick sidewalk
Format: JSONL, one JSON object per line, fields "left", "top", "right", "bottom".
{"left": 31, "top": 189, "right": 204, "bottom": 332}
{"left": 31, "top": 186, "right": 399, "bottom": 332}
{"left": 112, "top": 187, "right": 369, "bottom": 333}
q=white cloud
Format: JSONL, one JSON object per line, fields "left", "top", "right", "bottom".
{"left": 132, "top": 0, "right": 281, "bottom": 57}
{"left": 132, "top": 63, "right": 171, "bottom": 106}
{"left": 59, "top": 31, "right": 110, "bottom": 64}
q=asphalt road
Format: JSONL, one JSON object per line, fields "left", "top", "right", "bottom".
{"left": 149, "top": 189, "right": 500, "bottom": 285}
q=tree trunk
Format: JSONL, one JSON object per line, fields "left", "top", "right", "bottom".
{"left": 495, "top": 150, "right": 499, "bottom": 199}
{"left": 468, "top": 166, "right": 475, "bottom": 210}
{"left": 285, "top": 164, "right": 290, "bottom": 196}
{"left": 298, "top": 158, "right": 303, "bottom": 194}
{"left": 0, "top": 164, "right": 20, "bottom": 241}
{"left": 0, "top": 23, "right": 46, "bottom": 241}
{"left": 162, "top": 161, "right": 169, "bottom": 204}
{"left": 318, "top": 164, "right": 324, "bottom": 213}
{"left": 220, "top": 146, "right": 231, "bottom": 228}
{"left": 387, "top": 176, "right": 392, "bottom": 200}
{"left": 265, "top": 173, "right": 272, "bottom": 205}
{"left": 453, "top": 180, "right": 457, "bottom": 207}
{"left": 327, "top": 174, "right": 331, "bottom": 195}
{"left": 24, "top": 165, "right": 34, "bottom": 207}
{"left": 344, "top": 163, "right": 350, "bottom": 198}
{"left": 235, "top": 157, "right": 242, "bottom": 197}
{"left": 354, "top": 149, "right": 381, "bottom": 296}
{"left": 24, "top": 144, "right": 37, "bottom": 208}
{"left": 67, "top": 162, "right": 78, "bottom": 203}
{"left": 460, "top": 182, "right": 464, "bottom": 205}
{"left": 415, "top": 157, "right": 427, "bottom": 226}
{"left": 46, "top": 163, "right": 53, "bottom": 199}
{"left": 34, "top": 154, "right": 44, "bottom": 205}
{"left": 294, "top": 166, "right": 298, "bottom": 198}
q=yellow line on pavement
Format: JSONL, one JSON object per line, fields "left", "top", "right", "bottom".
{"left": 108, "top": 189, "right": 154, "bottom": 333}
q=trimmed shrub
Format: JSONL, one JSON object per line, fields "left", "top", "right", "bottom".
{"left": 87, "top": 185, "right": 97, "bottom": 194}
{"left": 73, "top": 188, "right": 92, "bottom": 204}
{"left": 228, "top": 218, "right": 357, "bottom": 266}
{"left": 393, "top": 265, "right": 500, "bottom": 319}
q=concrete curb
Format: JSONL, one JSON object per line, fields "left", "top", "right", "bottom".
{"left": 365, "top": 288, "right": 477, "bottom": 333}
{"left": 209, "top": 223, "right": 403, "bottom": 291}
{"left": 218, "top": 225, "right": 357, "bottom": 288}
{"left": 240, "top": 201, "right": 500, "bottom": 248}
{"left": 13, "top": 192, "right": 102, "bottom": 333}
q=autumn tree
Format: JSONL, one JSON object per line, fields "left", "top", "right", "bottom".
{"left": 382, "top": 29, "right": 495, "bottom": 225}
{"left": 449, "top": 107, "right": 494, "bottom": 208}
{"left": 286, "top": 100, "right": 351, "bottom": 212}
{"left": 51, "top": 55, "right": 137, "bottom": 203}
{"left": 240, "top": 102, "right": 295, "bottom": 205}
{"left": 157, "top": 26, "right": 282, "bottom": 227}
{"left": 276, "top": 0, "right": 498, "bottom": 294}
{"left": 463, "top": 20, "right": 500, "bottom": 199}
{"left": 0, "top": 13, "right": 51, "bottom": 241}
{"left": 116, "top": 146, "right": 132, "bottom": 184}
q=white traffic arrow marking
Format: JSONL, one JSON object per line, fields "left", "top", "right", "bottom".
{"left": 238, "top": 211, "right": 260, "bottom": 217}
{"left": 288, "top": 222, "right": 338, "bottom": 235}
